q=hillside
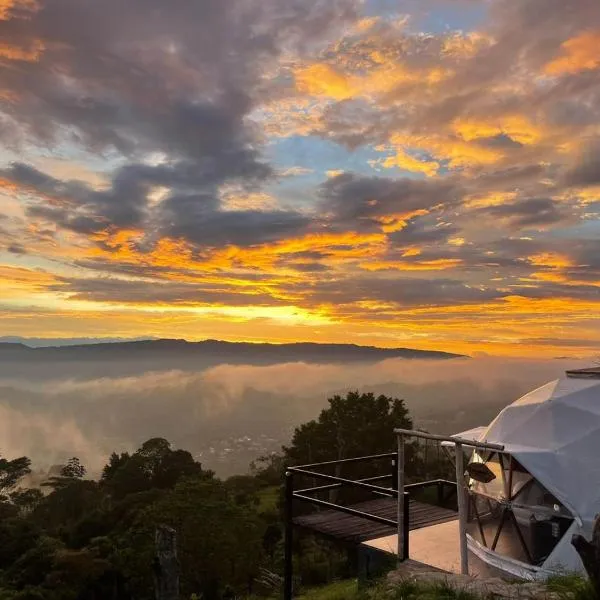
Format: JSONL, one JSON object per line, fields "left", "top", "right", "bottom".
{"left": 0, "top": 339, "right": 462, "bottom": 380}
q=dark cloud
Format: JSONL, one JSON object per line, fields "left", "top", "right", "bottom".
{"left": 2, "top": 162, "right": 149, "bottom": 234}
{"left": 295, "top": 276, "right": 503, "bottom": 308}
{"left": 319, "top": 172, "right": 460, "bottom": 229}
{"left": 387, "top": 219, "right": 460, "bottom": 247}
{"left": 50, "top": 277, "right": 284, "bottom": 306}
{"left": 0, "top": 0, "right": 357, "bottom": 244}
{"left": 481, "top": 197, "right": 569, "bottom": 228}
{"left": 157, "top": 195, "right": 310, "bottom": 247}
{"left": 564, "top": 141, "right": 600, "bottom": 187}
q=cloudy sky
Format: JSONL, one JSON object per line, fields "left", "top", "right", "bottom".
{"left": 0, "top": 0, "right": 599, "bottom": 357}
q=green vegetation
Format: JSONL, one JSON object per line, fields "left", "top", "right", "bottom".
{"left": 296, "top": 580, "right": 359, "bottom": 600}
{"left": 548, "top": 573, "right": 597, "bottom": 600}
{"left": 292, "top": 579, "right": 485, "bottom": 600}
{"left": 291, "top": 574, "right": 598, "bottom": 600}
{"left": 0, "top": 390, "right": 590, "bottom": 599}
{"left": 0, "top": 391, "right": 417, "bottom": 599}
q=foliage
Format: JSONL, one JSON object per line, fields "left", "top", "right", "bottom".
{"left": 547, "top": 573, "right": 597, "bottom": 600}
{"left": 294, "top": 579, "right": 486, "bottom": 600}
{"left": 296, "top": 579, "right": 360, "bottom": 600}
{"left": 284, "top": 391, "right": 413, "bottom": 468}
{"left": 0, "top": 457, "right": 31, "bottom": 500}
{"left": 0, "top": 391, "right": 456, "bottom": 600}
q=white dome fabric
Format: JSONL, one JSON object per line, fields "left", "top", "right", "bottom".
{"left": 479, "top": 377, "right": 600, "bottom": 526}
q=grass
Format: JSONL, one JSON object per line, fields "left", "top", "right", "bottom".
{"left": 294, "top": 579, "right": 484, "bottom": 600}
{"left": 547, "top": 573, "right": 597, "bottom": 600}
{"left": 296, "top": 580, "right": 360, "bottom": 600}
{"left": 256, "top": 486, "right": 279, "bottom": 514}
{"left": 289, "top": 574, "right": 600, "bottom": 600}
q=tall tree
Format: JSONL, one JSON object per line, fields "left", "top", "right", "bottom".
{"left": 284, "top": 391, "right": 414, "bottom": 467}
{"left": 0, "top": 455, "right": 31, "bottom": 500}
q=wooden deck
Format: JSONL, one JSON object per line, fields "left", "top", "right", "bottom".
{"left": 293, "top": 498, "right": 458, "bottom": 543}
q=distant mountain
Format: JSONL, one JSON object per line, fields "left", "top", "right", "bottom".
{"left": 0, "top": 338, "right": 461, "bottom": 360}
{"left": 0, "top": 336, "right": 156, "bottom": 347}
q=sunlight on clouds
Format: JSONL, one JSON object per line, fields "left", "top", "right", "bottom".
{"left": 381, "top": 148, "right": 440, "bottom": 177}
{"left": 544, "top": 30, "right": 600, "bottom": 76}
{"left": 0, "top": 0, "right": 39, "bottom": 19}
{"left": 0, "top": 39, "right": 44, "bottom": 61}
{"left": 295, "top": 63, "right": 354, "bottom": 100}
{"left": 71, "top": 301, "right": 335, "bottom": 327}
{"left": 464, "top": 191, "right": 517, "bottom": 209}
{"left": 373, "top": 209, "right": 429, "bottom": 233}
{"left": 0, "top": 264, "right": 60, "bottom": 301}
{"left": 452, "top": 115, "right": 544, "bottom": 146}
{"left": 387, "top": 133, "right": 504, "bottom": 171}
{"left": 359, "top": 258, "right": 462, "bottom": 271}
{"left": 2, "top": 0, "right": 600, "bottom": 358}
{"left": 441, "top": 32, "right": 493, "bottom": 59}
{"left": 529, "top": 252, "right": 574, "bottom": 269}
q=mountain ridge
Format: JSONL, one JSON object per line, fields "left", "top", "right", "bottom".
{"left": 0, "top": 337, "right": 463, "bottom": 361}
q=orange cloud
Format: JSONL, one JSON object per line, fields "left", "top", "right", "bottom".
{"left": 529, "top": 252, "right": 574, "bottom": 269}
{"left": 0, "top": 264, "right": 60, "bottom": 301}
{"left": 544, "top": 30, "right": 600, "bottom": 76}
{"left": 452, "top": 115, "right": 544, "bottom": 146}
{"left": 359, "top": 258, "right": 462, "bottom": 271}
{"left": 387, "top": 132, "right": 504, "bottom": 171}
{"left": 0, "top": 39, "right": 44, "bottom": 61}
{"left": 295, "top": 63, "right": 354, "bottom": 100}
{"left": 0, "top": 0, "right": 39, "bottom": 20}
{"left": 381, "top": 148, "right": 440, "bottom": 176}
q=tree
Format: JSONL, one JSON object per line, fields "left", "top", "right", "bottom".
{"left": 9, "top": 489, "right": 44, "bottom": 516}
{"left": 61, "top": 458, "right": 86, "bottom": 480}
{"left": 101, "top": 452, "right": 131, "bottom": 484}
{"left": 42, "top": 457, "right": 86, "bottom": 491}
{"left": 101, "top": 439, "right": 207, "bottom": 500}
{"left": 0, "top": 456, "right": 31, "bottom": 500}
{"left": 114, "top": 477, "right": 264, "bottom": 600}
{"left": 284, "top": 391, "right": 415, "bottom": 472}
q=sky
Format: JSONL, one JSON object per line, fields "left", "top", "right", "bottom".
{"left": 0, "top": 0, "right": 599, "bottom": 357}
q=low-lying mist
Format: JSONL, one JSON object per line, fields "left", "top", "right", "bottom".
{"left": 0, "top": 356, "right": 586, "bottom": 477}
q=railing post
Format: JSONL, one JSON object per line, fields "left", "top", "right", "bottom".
{"left": 392, "top": 456, "right": 398, "bottom": 491}
{"left": 455, "top": 443, "right": 469, "bottom": 575}
{"left": 403, "top": 492, "right": 410, "bottom": 560}
{"left": 284, "top": 471, "right": 294, "bottom": 600}
{"left": 396, "top": 433, "right": 405, "bottom": 565}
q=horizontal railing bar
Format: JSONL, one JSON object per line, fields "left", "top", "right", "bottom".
{"left": 405, "top": 478, "right": 456, "bottom": 490}
{"left": 293, "top": 493, "right": 400, "bottom": 527}
{"left": 394, "top": 429, "right": 504, "bottom": 451}
{"left": 288, "top": 467, "right": 397, "bottom": 497}
{"left": 292, "top": 452, "right": 397, "bottom": 470}
{"left": 295, "top": 474, "right": 392, "bottom": 495}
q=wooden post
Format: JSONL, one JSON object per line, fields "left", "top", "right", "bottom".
{"left": 397, "top": 433, "right": 405, "bottom": 565}
{"left": 284, "top": 471, "right": 294, "bottom": 600}
{"left": 153, "top": 525, "right": 179, "bottom": 600}
{"left": 455, "top": 442, "right": 468, "bottom": 575}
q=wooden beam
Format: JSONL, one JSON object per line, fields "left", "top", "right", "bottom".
{"left": 397, "top": 433, "right": 405, "bottom": 565}
{"left": 455, "top": 442, "right": 469, "bottom": 575}
{"left": 394, "top": 428, "right": 504, "bottom": 451}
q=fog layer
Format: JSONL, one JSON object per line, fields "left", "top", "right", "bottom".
{"left": 0, "top": 356, "right": 586, "bottom": 476}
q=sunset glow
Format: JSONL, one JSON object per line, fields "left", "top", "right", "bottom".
{"left": 1, "top": 0, "right": 600, "bottom": 357}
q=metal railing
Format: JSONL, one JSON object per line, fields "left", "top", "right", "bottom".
{"left": 282, "top": 441, "right": 476, "bottom": 599}
{"left": 394, "top": 428, "right": 505, "bottom": 576}
{"left": 283, "top": 453, "right": 409, "bottom": 600}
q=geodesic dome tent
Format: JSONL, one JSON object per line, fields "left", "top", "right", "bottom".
{"left": 462, "top": 369, "right": 600, "bottom": 579}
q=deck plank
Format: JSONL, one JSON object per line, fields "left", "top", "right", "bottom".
{"left": 293, "top": 498, "right": 457, "bottom": 543}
